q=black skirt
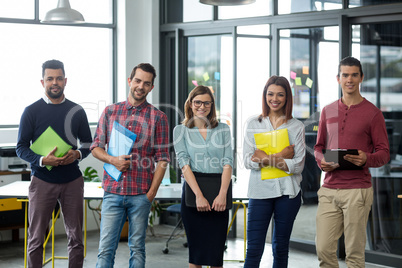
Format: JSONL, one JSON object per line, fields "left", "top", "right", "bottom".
{"left": 181, "top": 183, "right": 229, "bottom": 266}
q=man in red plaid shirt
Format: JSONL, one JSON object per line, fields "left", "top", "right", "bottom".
{"left": 90, "top": 63, "right": 170, "bottom": 268}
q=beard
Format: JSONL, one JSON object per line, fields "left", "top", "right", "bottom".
{"left": 46, "top": 87, "right": 64, "bottom": 99}
{"left": 130, "top": 88, "right": 148, "bottom": 102}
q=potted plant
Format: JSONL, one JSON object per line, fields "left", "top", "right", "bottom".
{"left": 82, "top": 166, "right": 101, "bottom": 182}
{"left": 82, "top": 167, "right": 102, "bottom": 225}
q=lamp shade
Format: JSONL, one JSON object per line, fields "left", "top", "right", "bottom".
{"left": 199, "top": 0, "right": 256, "bottom": 5}
{"left": 41, "top": 0, "right": 84, "bottom": 24}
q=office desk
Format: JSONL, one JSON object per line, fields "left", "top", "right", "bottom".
{"left": 0, "top": 181, "right": 188, "bottom": 266}
{"left": 0, "top": 181, "right": 249, "bottom": 265}
{"left": 0, "top": 170, "right": 30, "bottom": 241}
{"left": 0, "top": 181, "right": 105, "bottom": 267}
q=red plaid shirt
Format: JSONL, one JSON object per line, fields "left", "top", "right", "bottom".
{"left": 90, "top": 100, "right": 170, "bottom": 195}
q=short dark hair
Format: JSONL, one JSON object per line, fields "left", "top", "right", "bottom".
{"left": 42, "top": 59, "right": 65, "bottom": 78}
{"left": 129, "top": 63, "right": 157, "bottom": 85}
{"left": 338, "top": 56, "right": 363, "bottom": 77}
{"left": 259, "top": 75, "right": 293, "bottom": 122}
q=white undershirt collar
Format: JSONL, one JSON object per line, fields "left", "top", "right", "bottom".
{"left": 43, "top": 94, "right": 66, "bottom": 104}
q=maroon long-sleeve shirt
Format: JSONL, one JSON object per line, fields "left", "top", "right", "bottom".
{"left": 314, "top": 98, "right": 390, "bottom": 189}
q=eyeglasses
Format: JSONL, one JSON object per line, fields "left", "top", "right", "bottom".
{"left": 192, "top": 100, "right": 213, "bottom": 108}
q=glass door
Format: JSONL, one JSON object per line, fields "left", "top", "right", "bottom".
{"left": 279, "top": 25, "right": 340, "bottom": 244}
{"left": 352, "top": 21, "right": 402, "bottom": 256}
{"left": 187, "top": 35, "right": 234, "bottom": 132}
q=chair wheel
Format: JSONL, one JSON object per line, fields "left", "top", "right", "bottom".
{"left": 162, "top": 248, "right": 169, "bottom": 254}
{"left": 183, "top": 242, "right": 188, "bottom": 248}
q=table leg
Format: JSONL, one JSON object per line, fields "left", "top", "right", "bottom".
{"left": 43, "top": 209, "right": 67, "bottom": 267}
{"left": 52, "top": 210, "right": 55, "bottom": 267}
{"left": 226, "top": 201, "right": 247, "bottom": 262}
{"left": 20, "top": 199, "right": 28, "bottom": 268}
{"left": 84, "top": 200, "right": 87, "bottom": 258}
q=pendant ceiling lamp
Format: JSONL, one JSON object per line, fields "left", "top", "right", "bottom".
{"left": 41, "top": 0, "right": 85, "bottom": 24}
{"left": 199, "top": 0, "right": 256, "bottom": 5}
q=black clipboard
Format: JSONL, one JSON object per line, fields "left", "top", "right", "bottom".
{"left": 323, "top": 149, "right": 363, "bottom": 170}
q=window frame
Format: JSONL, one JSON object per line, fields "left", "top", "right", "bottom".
{"left": 159, "top": 1, "right": 402, "bottom": 266}
{"left": 0, "top": 0, "right": 117, "bottom": 128}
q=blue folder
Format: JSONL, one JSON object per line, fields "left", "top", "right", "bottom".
{"left": 104, "top": 121, "right": 137, "bottom": 181}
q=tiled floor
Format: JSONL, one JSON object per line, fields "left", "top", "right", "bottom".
{"left": 0, "top": 223, "right": 393, "bottom": 268}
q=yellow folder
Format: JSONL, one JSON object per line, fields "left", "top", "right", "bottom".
{"left": 254, "top": 128, "right": 293, "bottom": 180}
{"left": 30, "top": 126, "right": 72, "bottom": 171}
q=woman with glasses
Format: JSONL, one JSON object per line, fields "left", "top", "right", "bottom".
{"left": 173, "top": 85, "right": 233, "bottom": 268}
{"left": 243, "top": 76, "right": 306, "bottom": 267}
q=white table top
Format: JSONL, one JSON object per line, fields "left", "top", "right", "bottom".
{"left": 0, "top": 181, "right": 248, "bottom": 201}
{"left": 0, "top": 181, "right": 183, "bottom": 200}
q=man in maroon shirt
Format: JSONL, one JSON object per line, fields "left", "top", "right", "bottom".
{"left": 314, "top": 56, "right": 389, "bottom": 267}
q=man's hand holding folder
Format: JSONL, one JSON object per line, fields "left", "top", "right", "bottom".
{"left": 42, "top": 147, "right": 64, "bottom": 167}
{"left": 59, "top": 149, "right": 81, "bottom": 165}
{"left": 29, "top": 126, "right": 73, "bottom": 170}
{"left": 103, "top": 121, "right": 137, "bottom": 181}
{"left": 109, "top": 154, "right": 131, "bottom": 172}
{"left": 42, "top": 147, "right": 80, "bottom": 167}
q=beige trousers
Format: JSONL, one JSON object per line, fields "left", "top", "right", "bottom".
{"left": 315, "top": 187, "right": 373, "bottom": 268}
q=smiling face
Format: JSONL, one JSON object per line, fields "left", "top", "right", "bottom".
{"left": 337, "top": 65, "right": 364, "bottom": 96}
{"left": 266, "top": 84, "right": 286, "bottom": 116}
{"left": 41, "top": 68, "right": 66, "bottom": 102}
{"left": 128, "top": 68, "right": 154, "bottom": 106}
{"left": 191, "top": 93, "right": 212, "bottom": 119}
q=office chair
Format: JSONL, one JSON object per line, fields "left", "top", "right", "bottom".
{"left": 162, "top": 203, "right": 187, "bottom": 254}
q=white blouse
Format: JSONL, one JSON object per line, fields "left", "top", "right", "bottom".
{"left": 243, "top": 116, "right": 306, "bottom": 199}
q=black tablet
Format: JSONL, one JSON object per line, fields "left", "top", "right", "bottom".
{"left": 323, "top": 149, "right": 363, "bottom": 170}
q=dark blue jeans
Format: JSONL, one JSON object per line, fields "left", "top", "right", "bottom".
{"left": 244, "top": 192, "right": 301, "bottom": 268}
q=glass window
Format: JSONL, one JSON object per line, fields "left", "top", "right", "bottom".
{"left": 236, "top": 36, "right": 270, "bottom": 190}
{"left": 279, "top": 26, "right": 339, "bottom": 244}
{"left": 278, "top": 0, "right": 342, "bottom": 15}
{"left": 237, "top": 24, "right": 270, "bottom": 36}
{"left": 0, "top": 0, "right": 34, "bottom": 19}
{"left": 353, "top": 22, "right": 402, "bottom": 256}
{"left": 187, "top": 35, "right": 233, "bottom": 128}
{"left": 218, "top": 0, "right": 272, "bottom": 20}
{"left": 186, "top": 29, "right": 271, "bottom": 192}
{"left": 184, "top": 0, "right": 213, "bottom": 22}
{"left": 280, "top": 29, "right": 311, "bottom": 118}
{"left": 164, "top": 0, "right": 213, "bottom": 23}
{"left": 0, "top": 23, "right": 113, "bottom": 125}
{"left": 352, "top": 23, "right": 402, "bottom": 113}
{"left": 40, "top": 0, "right": 113, "bottom": 24}
{"left": 349, "top": 0, "right": 401, "bottom": 8}
{"left": 279, "top": 27, "right": 339, "bottom": 119}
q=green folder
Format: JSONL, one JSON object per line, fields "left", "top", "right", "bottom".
{"left": 30, "top": 126, "right": 72, "bottom": 171}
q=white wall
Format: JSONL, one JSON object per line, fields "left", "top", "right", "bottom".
{"left": 117, "top": 0, "right": 160, "bottom": 103}
{"left": 0, "top": 0, "right": 159, "bottom": 242}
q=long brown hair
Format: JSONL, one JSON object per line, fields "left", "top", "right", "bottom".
{"left": 182, "top": 86, "right": 219, "bottom": 129}
{"left": 258, "top": 75, "right": 293, "bottom": 122}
